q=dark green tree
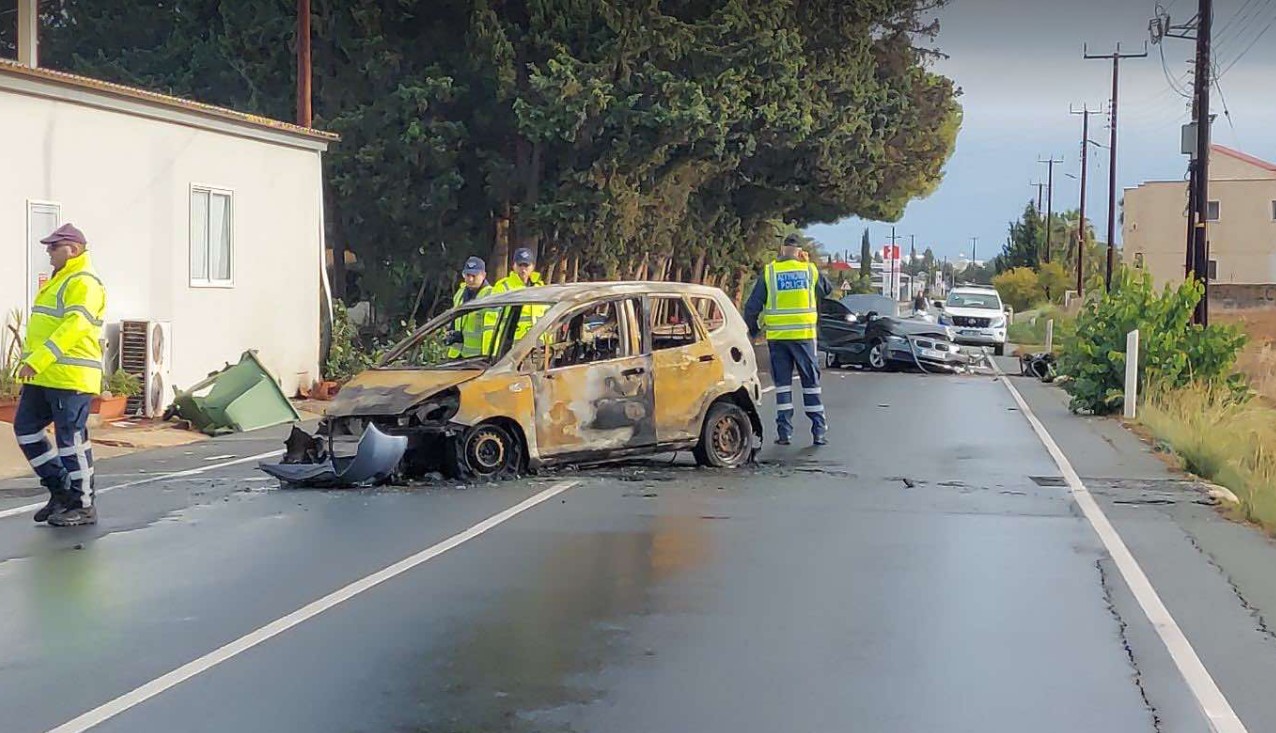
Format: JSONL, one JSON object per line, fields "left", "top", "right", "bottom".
{"left": 859, "top": 228, "right": 873, "bottom": 281}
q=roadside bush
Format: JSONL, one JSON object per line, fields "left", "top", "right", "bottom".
{"left": 1037, "top": 262, "right": 1070, "bottom": 304}
{"left": 1007, "top": 304, "right": 1074, "bottom": 351}
{"left": 324, "top": 301, "right": 377, "bottom": 382}
{"left": 992, "top": 267, "right": 1041, "bottom": 311}
{"left": 1059, "top": 271, "right": 1247, "bottom": 414}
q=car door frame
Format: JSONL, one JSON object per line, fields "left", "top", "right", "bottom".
{"left": 528, "top": 296, "right": 657, "bottom": 460}
{"left": 645, "top": 294, "right": 726, "bottom": 445}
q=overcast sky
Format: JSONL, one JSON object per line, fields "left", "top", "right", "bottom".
{"left": 806, "top": 0, "right": 1276, "bottom": 262}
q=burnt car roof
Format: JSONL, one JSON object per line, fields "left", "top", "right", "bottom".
{"left": 473, "top": 281, "right": 729, "bottom": 307}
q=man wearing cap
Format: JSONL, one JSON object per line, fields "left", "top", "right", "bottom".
{"left": 491, "top": 247, "right": 546, "bottom": 342}
{"left": 744, "top": 233, "right": 831, "bottom": 447}
{"left": 447, "top": 257, "right": 495, "bottom": 359}
{"left": 15, "top": 223, "right": 107, "bottom": 526}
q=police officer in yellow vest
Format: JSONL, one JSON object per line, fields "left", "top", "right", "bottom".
{"left": 15, "top": 224, "right": 107, "bottom": 526}
{"left": 447, "top": 257, "right": 496, "bottom": 359}
{"left": 490, "top": 247, "right": 546, "bottom": 342}
{"left": 744, "top": 234, "right": 831, "bottom": 447}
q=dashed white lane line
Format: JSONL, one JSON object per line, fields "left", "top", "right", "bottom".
{"left": 0, "top": 450, "right": 284, "bottom": 521}
{"left": 45, "top": 479, "right": 581, "bottom": 733}
{"left": 761, "top": 386, "right": 775, "bottom": 394}
{"left": 995, "top": 362, "right": 1249, "bottom": 733}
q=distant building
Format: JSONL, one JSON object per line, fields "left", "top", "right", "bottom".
{"left": 1123, "top": 145, "right": 1276, "bottom": 307}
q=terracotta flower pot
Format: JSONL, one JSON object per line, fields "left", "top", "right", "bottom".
{"left": 0, "top": 399, "right": 17, "bottom": 424}
{"left": 92, "top": 394, "right": 130, "bottom": 421}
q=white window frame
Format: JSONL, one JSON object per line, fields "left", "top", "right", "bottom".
{"left": 1270, "top": 200, "right": 1276, "bottom": 221}
{"left": 26, "top": 199, "right": 62, "bottom": 307}
{"left": 1206, "top": 200, "right": 1220, "bottom": 222}
{"left": 189, "top": 184, "right": 235, "bottom": 288}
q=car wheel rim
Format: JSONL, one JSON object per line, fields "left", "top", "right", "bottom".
{"left": 869, "top": 344, "right": 886, "bottom": 368}
{"left": 469, "top": 429, "right": 507, "bottom": 474}
{"left": 711, "top": 413, "right": 747, "bottom": 462}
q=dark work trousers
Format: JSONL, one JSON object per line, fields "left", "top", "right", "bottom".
{"left": 14, "top": 385, "right": 96, "bottom": 508}
{"left": 767, "top": 339, "right": 826, "bottom": 441}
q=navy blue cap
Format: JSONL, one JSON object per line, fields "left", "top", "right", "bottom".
{"left": 513, "top": 248, "right": 535, "bottom": 265}
{"left": 462, "top": 256, "right": 486, "bottom": 275}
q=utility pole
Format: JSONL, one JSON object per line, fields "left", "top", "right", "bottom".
{"left": 1031, "top": 181, "right": 1046, "bottom": 212}
{"left": 888, "top": 227, "right": 902, "bottom": 300}
{"left": 1191, "top": 0, "right": 1212, "bottom": 325}
{"left": 1038, "top": 156, "right": 1063, "bottom": 264}
{"left": 1070, "top": 106, "right": 1100, "bottom": 297}
{"left": 1152, "top": 0, "right": 1211, "bottom": 324}
{"left": 1085, "top": 42, "right": 1147, "bottom": 292}
{"left": 296, "top": 0, "right": 312, "bottom": 127}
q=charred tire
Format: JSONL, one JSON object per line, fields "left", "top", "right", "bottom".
{"left": 867, "top": 338, "right": 889, "bottom": 371}
{"left": 693, "top": 401, "right": 754, "bottom": 469}
{"left": 449, "top": 422, "right": 524, "bottom": 481}
{"left": 994, "top": 343, "right": 1006, "bottom": 357}
{"left": 823, "top": 350, "right": 842, "bottom": 369}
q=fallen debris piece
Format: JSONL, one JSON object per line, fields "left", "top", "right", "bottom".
{"left": 259, "top": 423, "right": 407, "bottom": 488}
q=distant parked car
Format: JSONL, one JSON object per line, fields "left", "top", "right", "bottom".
{"left": 937, "top": 286, "right": 1009, "bottom": 356}
{"left": 817, "top": 294, "right": 965, "bottom": 372}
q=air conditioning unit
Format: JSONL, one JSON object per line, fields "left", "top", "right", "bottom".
{"left": 119, "top": 320, "right": 172, "bottom": 418}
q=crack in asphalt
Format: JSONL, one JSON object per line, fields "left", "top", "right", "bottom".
{"left": 1182, "top": 530, "right": 1276, "bottom": 645}
{"left": 1096, "top": 557, "right": 1164, "bottom": 733}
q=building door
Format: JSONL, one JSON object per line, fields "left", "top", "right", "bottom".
{"left": 26, "top": 201, "right": 61, "bottom": 307}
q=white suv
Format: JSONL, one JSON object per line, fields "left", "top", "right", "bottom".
{"left": 938, "top": 285, "right": 1009, "bottom": 356}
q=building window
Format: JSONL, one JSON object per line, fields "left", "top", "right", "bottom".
{"left": 1133, "top": 252, "right": 1144, "bottom": 269}
{"left": 27, "top": 200, "right": 61, "bottom": 302}
{"left": 190, "top": 187, "right": 233, "bottom": 286}
{"left": 1208, "top": 259, "right": 1218, "bottom": 280}
{"left": 1206, "top": 200, "right": 1220, "bottom": 222}
{"left": 1271, "top": 200, "right": 1276, "bottom": 221}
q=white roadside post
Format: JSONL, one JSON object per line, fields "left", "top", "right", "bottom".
{"left": 1045, "top": 319, "right": 1055, "bottom": 352}
{"left": 1124, "top": 329, "right": 1140, "bottom": 420}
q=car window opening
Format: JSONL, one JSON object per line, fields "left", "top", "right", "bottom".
{"left": 650, "top": 296, "right": 699, "bottom": 351}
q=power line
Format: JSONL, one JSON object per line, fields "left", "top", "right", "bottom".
{"left": 1218, "top": 5, "right": 1276, "bottom": 76}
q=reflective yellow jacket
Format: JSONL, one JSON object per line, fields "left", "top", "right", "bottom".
{"left": 22, "top": 252, "right": 107, "bottom": 394}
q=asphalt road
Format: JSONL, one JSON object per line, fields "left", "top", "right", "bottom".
{"left": 4, "top": 363, "right": 1276, "bottom": 732}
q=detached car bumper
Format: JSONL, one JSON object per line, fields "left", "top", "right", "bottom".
{"left": 885, "top": 335, "right": 968, "bottom": 369}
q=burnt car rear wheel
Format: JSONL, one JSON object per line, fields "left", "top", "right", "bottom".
{"left": 867, "top": 338, "right": 889, "bottom": 371}
{"left": 823, "top": 350, "right": 842, "bottom": 369}
{"left": 693, "top": 401, "right": 754, "bottom": 469}
{"left": 450, "top": 422, "right": 525, "bottom": 480}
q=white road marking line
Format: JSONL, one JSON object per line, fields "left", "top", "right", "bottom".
{"left": 761, "top": 386, "right": 775, "bottom": 394}
{"left": 44, "top": 479, "right": 581, "bottom": 733}
{"left": 994, "top": 362, "right": 1249, "bottom": 733}
{"left": 0, "top": 450, "right": 284, "bottom": 521}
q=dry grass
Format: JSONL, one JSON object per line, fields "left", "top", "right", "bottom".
{"left": 1141, "top": 384, "right": 1276, "bottom": 533}
{"left": 1216, "top": 308, "right": 1276, "bottom": 403}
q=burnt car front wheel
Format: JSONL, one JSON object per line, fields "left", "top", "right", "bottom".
{"left": 449, "top": 422, "right": 525, "bottom": 480}
{"left": 693, "top": 401, "right": 755, "bottom": 469}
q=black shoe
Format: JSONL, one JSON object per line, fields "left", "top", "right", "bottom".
{"left": 48, "top": 505, "right": 97, "bottom": 527}
{"left": 34, "top": 493, "right": 70, "bottom": 523}
{"left": 34, "top": 476, "right": 73, "bottom": 523}
{"left": 775, "top": 437, "right": 792, "bottom": 446}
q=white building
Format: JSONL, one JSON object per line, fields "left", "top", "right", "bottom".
{"left": 1, "top": 58, "right": 336, "bottom": 404}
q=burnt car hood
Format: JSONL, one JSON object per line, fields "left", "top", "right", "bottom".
{"left": 325, "top": 369, "right": 484, "bottom": 417}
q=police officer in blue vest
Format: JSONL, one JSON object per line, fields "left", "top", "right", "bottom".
{"left": 744, "top": 234, "right": 831, "bottom": 446}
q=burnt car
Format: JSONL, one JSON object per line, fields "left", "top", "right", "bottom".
{"left": 817, "top": 294, "right": 967, "bottom": 372}
{"left": 263, "top": 283, "right": 764, "bottom": 485}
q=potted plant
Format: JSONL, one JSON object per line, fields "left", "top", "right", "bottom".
{"left": 0, "top": 309, "right": 24, "bottom": 423}
{"left": 95, "top": 370, "right": 141, "bottom": 420}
